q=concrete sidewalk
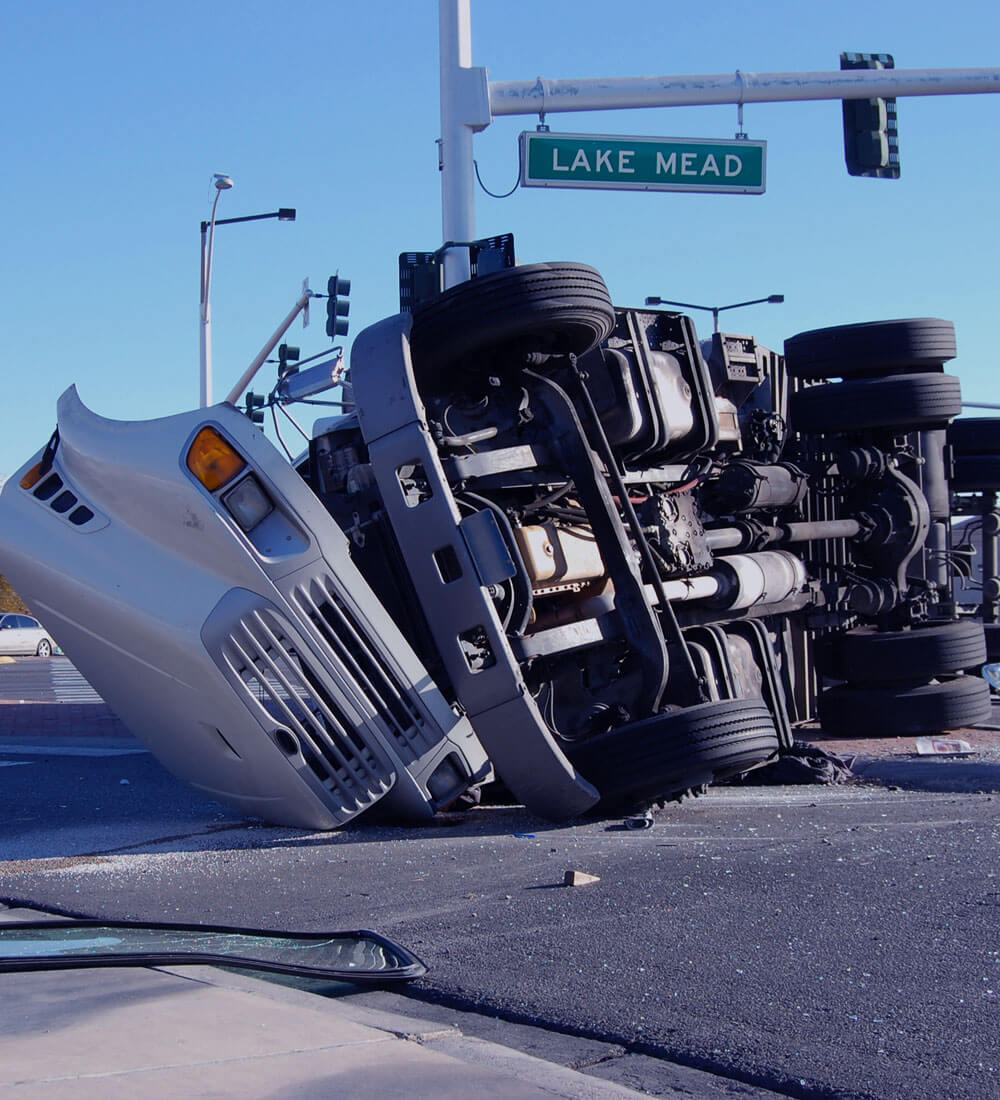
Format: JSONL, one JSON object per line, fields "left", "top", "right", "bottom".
{"left": 0, "top": 907, "right": 646, "bottom": 1100}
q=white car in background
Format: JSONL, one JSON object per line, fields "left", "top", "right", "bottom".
{"left": 0, "top": 613, "right": 54, "bottom": 656}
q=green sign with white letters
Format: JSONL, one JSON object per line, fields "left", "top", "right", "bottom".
{"left": 519, "top": 132, "right": 766, "bottom": 194}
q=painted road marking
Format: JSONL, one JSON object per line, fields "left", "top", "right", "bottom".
{"left": 49, "top": 663, "right": 103, "bottom": 703}
{"left": 0, "top": 744, "right": 148, "bottom": 757}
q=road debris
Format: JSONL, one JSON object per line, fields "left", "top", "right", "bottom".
{"left": 564, "top": 870, "right": 600, "bottom": 887}
{"left": 728, "top": 741, "right": 854, "bottom": 786}
{"left": 914, "top": 736, "right": 975, "bottom": 756}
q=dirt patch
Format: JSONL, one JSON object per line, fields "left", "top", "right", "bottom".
{"left": 0, "top": 574, "right": 27, "bottom": 614}
{"left": 803, "top": 715, "right": 1000, "bottom": 763}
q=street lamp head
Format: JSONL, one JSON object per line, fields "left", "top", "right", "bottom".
{"left": 277, "top": 208, "right": 296, "bottom": 222}
{"left": 767, "top": 294, "right": 785, "bottom": 304}
{"left": 644, "top": 296, "right": 662, "bottom": 306}
{"left": 213, "top": 174, "right": 234, "bottom": 191}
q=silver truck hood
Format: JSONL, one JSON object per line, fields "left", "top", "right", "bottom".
{"left": 0, "top": 389, "right": 488, "bottom": 828}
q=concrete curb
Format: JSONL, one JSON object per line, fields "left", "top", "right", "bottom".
{"left": 0, "top": 907, "right": 648, "bottom": 1100}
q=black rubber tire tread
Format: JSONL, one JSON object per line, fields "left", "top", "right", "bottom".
{"left": 784, "top": 318, "right": 956, "bottom": 380}
{"left": 948, "top": 418, "right": 1000, "bottom": 456}
{"left": 816, "top": 620, "right": 987, "bottom": 684}
{"left": 409, "top": 262, "right": 616, "bottom": 372}
{"left": 818, "top": 675, "right": 991, "bottom": 737}
{"left": 565, "top": 698, "right": 778, "bottom": 808}
{"left": 789, "top": 373, "right": 962, "bottom": 435}
{"left": 951, "top": 455, "right": 1000, "bottom": 493}
{"left": 985, "top": 623, "right": 1000, "bottom": 662}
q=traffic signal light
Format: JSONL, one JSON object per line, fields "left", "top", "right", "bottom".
{"left": 326, "top": 275, "right": 350, "bottom": 339}
{"left": 840, "top": 52, "right": 900, "bottom": 179}
{"left": 244, "top": 392, "right": 266, "bottom": 424}
{"left": 277, "top": 344, "right": 300, "bottom": 378}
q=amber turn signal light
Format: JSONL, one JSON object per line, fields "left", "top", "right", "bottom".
{"left": 19, "top": 463, "right": 44, "bottom": 490}
{"left": 186, "top": 427, "right": 246, "bottom": 492}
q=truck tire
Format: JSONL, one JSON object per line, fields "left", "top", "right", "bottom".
{"left": 948, "top": 418, "right": 1000, "bottom": 457}
{"left": 816, "top": 620, "right": 987, "bottom": 684}
{"left": 951, "top": 455, "right": 1000, "bottom": 493}
{"left": 790, "top": 373, "right": 963, "bottom": 435}
{"left": 818, "top": 675, "right": 991, "bottom": 737}
{"left": 409, "top": 262, "right": 616, "bottom": 374}
{"left": 784, "top": 318, "right": 956, "bottom": 380}
{"left": 565, "top": 698, "right": 778, "bottom": 810}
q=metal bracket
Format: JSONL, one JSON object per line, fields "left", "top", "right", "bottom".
{"left": 735, "top": 70, "right": 748, "bottom": 139}
{"left": 456, "top": 66, "right": 492, "bottom": 131}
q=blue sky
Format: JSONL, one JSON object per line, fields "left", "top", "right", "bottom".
{"left": 2, "top": 1, "right": 998, "bottom": 480}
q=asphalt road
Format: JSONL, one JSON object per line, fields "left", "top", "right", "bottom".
{"left": 2, "top": 703, "right": 999, "bottom": 1100}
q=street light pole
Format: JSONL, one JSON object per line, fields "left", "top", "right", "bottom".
{"left": 198, "top": 177, "right": 296, "bottom": 408}
{"left": 199, "top": 174, "right": 233, "bottom": 408}
{"left": 644, "top": 293, "right": 784, "bottom": 332}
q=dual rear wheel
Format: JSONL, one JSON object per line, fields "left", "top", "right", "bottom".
{"left": 785, "top": 319, "right": 962, "bottom": 435}
{"left": 816, "top": 620, "right": 991, "bottom": 737}
{"left": 948, "top": 418, "right": 1000, "bottom": 492}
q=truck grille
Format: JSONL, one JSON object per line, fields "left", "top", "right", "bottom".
{"left": 222, "top": 606, "right": 392, "bottom": 814}
{"left": 293, "top": 574, "right": 437, "bottom": 762}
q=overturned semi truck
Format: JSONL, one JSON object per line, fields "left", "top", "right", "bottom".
{"left": 0, "top": 261, "right": 992, "bottom": 828}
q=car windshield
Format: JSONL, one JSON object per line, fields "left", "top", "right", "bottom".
{"left": 0, "top": 919, "right": 426, "bottom": 984}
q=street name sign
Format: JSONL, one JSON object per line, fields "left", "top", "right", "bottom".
{"left": 519, "top": 132, "right": 766, "bottom": 194}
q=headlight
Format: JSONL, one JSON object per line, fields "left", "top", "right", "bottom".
{"left": 222, "top": 474, "right": 274, "bottom": 532}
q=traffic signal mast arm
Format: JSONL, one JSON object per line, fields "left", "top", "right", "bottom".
{"left": 486, "top": 67, "right": 1000, "bottom": 116}
{"left": 439, "top": 0, "right": 1000, "bottom": 288}
{"left": 225, "top": 288, "right": 314, "bottom": 406}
